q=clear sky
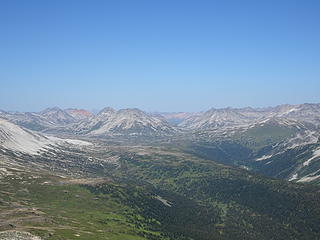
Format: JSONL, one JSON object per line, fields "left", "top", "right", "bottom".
{"left": 1, "top": 0, "right": 320, "bottom": 112}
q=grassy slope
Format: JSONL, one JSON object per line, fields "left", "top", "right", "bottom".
{"left": 0, "top": 172, "right": 169, "bottom": 240}
{"left": 233, "top": 123, "right": 298, "bottom": 150}
{"left": 1, "top": 145, "right": 320, "bottom": 240}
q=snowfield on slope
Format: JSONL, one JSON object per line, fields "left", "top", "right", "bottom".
{"left": 303, "top": 147, "right": 320, "bottom": 167}
{"left": 0, "top": 118, "right": 91, "bottom": 155}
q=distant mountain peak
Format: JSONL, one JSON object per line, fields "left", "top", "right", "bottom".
{"left": 118, "top": 108, "right": 146, "bottom": 115}
{"left": 74, "top": 107, "right": 176, "bottom": 136}
{"left": 98, "top": 107, "right": 116, "bottom": 115}
{"left": 40, "top": 106, "right": 63, "bottom": 114}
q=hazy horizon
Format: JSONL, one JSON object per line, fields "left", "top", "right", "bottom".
{"left": 1, "top": 102, "right": 320, "bottom": 114}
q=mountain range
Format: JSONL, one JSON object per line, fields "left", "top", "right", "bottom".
{"left": 1, "top": 103, "right": 320, "bottom": 239}
{"left": 1, "top": 103, "right": 320, "bottom": 183}
{"left": 3, "top": 103, "right": 320, "bottom": 134}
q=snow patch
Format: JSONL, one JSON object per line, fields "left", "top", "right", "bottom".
{"left": 303, "top": 147, "right": 320, "bottom": 166}
{"left": 255, "top": 155, "right": 273, "bottom": 161}
{"left": 297, "top": 175, "right": 320, "bottom": 183}
{"left": 289, "top": 173, "right": 298, "bottom": 181}
{"left": 48, "top": 136, "right": 92, "bottom": 146}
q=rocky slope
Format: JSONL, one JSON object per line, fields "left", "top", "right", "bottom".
{"left": 180, "top": 103, "right": 320, "bottom": 131}
{"left": 74, "top": 108, "right": 176, "bottom": 136}
{"left": 0, "top": 107, "right": 83, "bottom": 132}
{"left": 64, "top": 108, "right": 93, "bottom": 120}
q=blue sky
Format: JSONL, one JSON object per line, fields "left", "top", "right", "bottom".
{"left": 1, "top": 0, "right": 320, "bottom": 112}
